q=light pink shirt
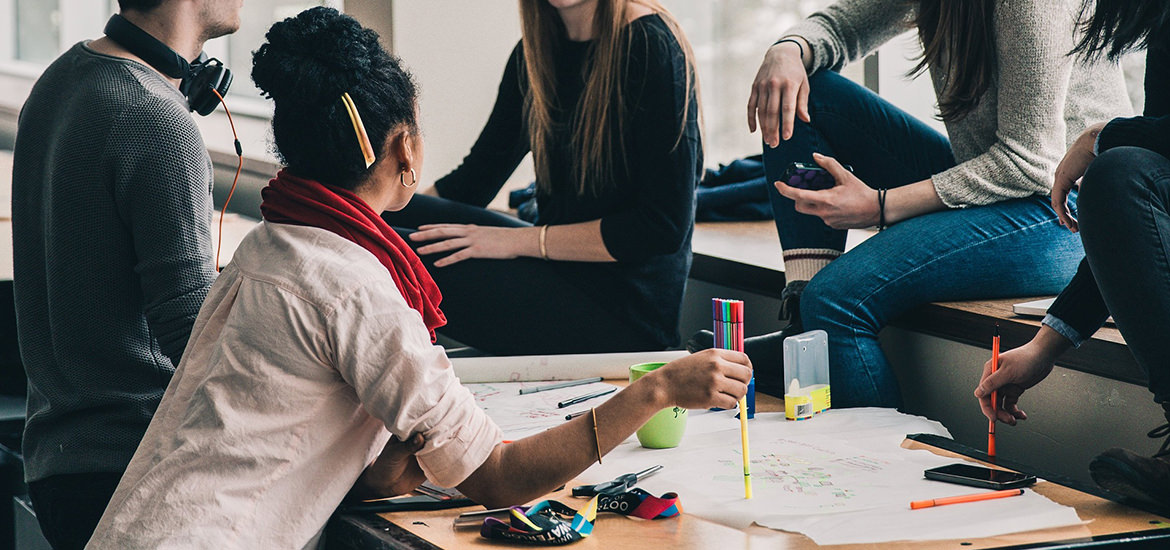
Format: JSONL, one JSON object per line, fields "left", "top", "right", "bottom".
{"left": 88, "top": 222, "right": 502, "bottom": 549}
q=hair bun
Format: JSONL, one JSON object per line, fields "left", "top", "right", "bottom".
{"left": 252, "top": 6, "right": 384, "bottom": 105}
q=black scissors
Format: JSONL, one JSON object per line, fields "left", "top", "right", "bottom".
{"left": 571, "top": 465, "right": 663, "bottom": 497}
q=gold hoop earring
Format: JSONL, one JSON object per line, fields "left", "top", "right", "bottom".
{"left": 400, "top": 168, "right": 417, "bottom": 188}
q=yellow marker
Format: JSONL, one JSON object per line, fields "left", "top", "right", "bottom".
{"left": 738, "top": 396, "right": 753, "bottom": 499}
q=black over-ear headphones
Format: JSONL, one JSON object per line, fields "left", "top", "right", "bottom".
{"left": 103, "top": 14, "right": 232, "bottom": 116}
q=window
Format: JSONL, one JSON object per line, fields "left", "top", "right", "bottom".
{"left": 0, "top": 0, "right": 339, "bottom": 109}
{"left": 672, "top": 0, "right": 836, "bottom": 164}
{"left": 13, "top": 0, "right": 61, "bottom": 64}
{"left": 0, "top": 0, "right": 116, "bottom": 69}
{"left": 205, "top": 0, "right": 338, "bottom": 111}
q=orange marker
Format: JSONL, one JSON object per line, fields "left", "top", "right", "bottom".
{"left": 911, "top": 488, "right": 1024, "bottom": 510}
{"left": 988, "top": 324, "right": 1000, "bottom": 458}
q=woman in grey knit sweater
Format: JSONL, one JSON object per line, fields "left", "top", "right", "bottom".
{"left": 727, "top": 0, "right": 1131, "bottom": 407}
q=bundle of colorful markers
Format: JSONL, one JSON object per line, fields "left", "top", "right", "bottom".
{"left": 712, "top": 298, "right": 744, "bottom": 354}
{"left": 712, "top": 298, "right": 753, "bottom": 500}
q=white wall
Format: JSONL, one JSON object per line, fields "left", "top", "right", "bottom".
{"left": 875, "top": 31, "right": 945, "bottom": 135}
{"left": 391, "top": 1, "right": 533, "bottom": 207}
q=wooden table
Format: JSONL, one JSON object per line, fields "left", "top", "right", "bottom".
{"left": 326, "top": 391, "right": 1170, "bottom": 549}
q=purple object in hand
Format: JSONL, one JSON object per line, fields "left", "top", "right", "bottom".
{"left": 781, "top": 161, "right": 854, "bottom": 191}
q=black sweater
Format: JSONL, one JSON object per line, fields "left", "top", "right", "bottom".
{"left": 1047, "top": 33, "right": 1170, "bottom": 341}
{"left": 434, "top": 14, "right": 702, "bottom": 348}
{"left": 12, "top": 43, "right": 216, "bottom": 481}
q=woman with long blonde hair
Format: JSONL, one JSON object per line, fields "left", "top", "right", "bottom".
{"left": 383, "top": 0, "right": 702, "bottom": 355}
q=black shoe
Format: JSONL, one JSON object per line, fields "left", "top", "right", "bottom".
{"left": 685, "top": 281, "right": 808, "bottom": 395}
{"left": 778, "top": 280, "right": 807, "bottom": 327}
{"left": 685, "top": 329, "right": 715, "bottom": 354}
{"left": 1089, "top": 423, "right": 1170, "bottom": 507}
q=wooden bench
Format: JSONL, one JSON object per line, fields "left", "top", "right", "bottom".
{"left": 688, "top": 220, "right": 1143, "bottom": 388}
{"left": 1, "top": 147, "right": 1142, "bottom": 388}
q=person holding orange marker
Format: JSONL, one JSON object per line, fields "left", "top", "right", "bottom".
{"left": 976, "top": 1, "right": 1170, "bottom": 508}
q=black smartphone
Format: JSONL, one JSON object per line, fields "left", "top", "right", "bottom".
{"left": 924, "top": 464, "right": 1037, "bottom": 490}
{"left": 781, "top": 161, "right": 853, "bottom": 191}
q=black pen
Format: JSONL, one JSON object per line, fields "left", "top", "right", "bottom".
{"left": 556, "top": 386, "right": 617, "bottom": 409}
{"left": 565, "top": 410, "right": 589, "bottom": 421}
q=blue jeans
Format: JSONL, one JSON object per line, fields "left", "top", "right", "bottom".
{"left": 763, "top": 71, "right": 1085, "bottom": 408}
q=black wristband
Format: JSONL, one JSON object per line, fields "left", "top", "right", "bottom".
{"left": 877, "top": 188, "right": 888, "bottom": 231}
{"left": 774, "top": 38, "right": 805, "bottom": 61}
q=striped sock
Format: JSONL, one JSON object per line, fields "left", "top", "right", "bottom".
{"left": 782, "top": 248, "right": 841, "bottom": 283}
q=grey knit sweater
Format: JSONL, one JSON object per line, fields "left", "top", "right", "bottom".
{"left": 786, "top": 0, "right": 1132, "bottom": 207}
{"left": 11, "top": 43, "right": 216, "bottom": 482}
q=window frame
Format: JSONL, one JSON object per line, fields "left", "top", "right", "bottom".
{"left": 0, "top": 0, "right": 392, "bottom": 162}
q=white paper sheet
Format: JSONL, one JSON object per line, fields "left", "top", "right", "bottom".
{"left": 451, "top": 351, "right": 688, "bottom": 383}
{"left": 570, "top": 408, "right": 1086, "bottom": 545}
{"left": 466, "top": 381, "right": 620, "bottom": 439}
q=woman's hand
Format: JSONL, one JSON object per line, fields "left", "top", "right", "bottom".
{"left": 748, "top": 40, "right": 812, "bottom": 147}
{"left": 774, "top": 153, "right": 878, "bottom": 229}
{"left": 1052, "top": 122, "right": 1107, "bottom": 233}
{"left": 410, "top": 224, "right": 533, "bottom": 267}
{"left": 644, "top": 349, "right": 754, "bottom": 411}
{"left": 349, "top": 433, "right": 428, "bottom": 501}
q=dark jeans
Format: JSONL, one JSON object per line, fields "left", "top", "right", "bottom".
{"left": 27, "top": 472, "right": 122, "bottom": 550}
{"left": 764, "top": 70, "right": 957, "bottom": 252}
{"left": 762, "top": 71, "right": 1085, "bottom": 408}
{"left": 382, "top": 195, "right": 663, "bottom": 355}
{"left": 1078, "top": 146, "right": 1170, "bottom": 405}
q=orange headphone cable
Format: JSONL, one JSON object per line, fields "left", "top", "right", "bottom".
{"left": 210, "top": 88, "right": 242, "bottom": 273}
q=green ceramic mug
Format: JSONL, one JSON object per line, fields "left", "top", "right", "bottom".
{"left": 629, "top": 362, "right": 688, "bottom": 448}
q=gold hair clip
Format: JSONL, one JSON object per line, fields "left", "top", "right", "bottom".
{"left": 340, "top": 92, "right": 376, "bottom": 169}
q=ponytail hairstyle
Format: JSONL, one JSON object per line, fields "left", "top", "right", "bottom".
{"left": 519, "top": 0, "right": 698, "bottom": 197}
{"left": 909, "top": 0, "right": 997, "bottom": 123}
{"left": 252, "top": 6, "right": 419, "bottom": 191}
{"left": 1072, "top": 0, "right": 1170, "bottom": 61}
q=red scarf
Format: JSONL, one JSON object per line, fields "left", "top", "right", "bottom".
{"left": 260, "top": 170, "right": 446, "bottom": 342}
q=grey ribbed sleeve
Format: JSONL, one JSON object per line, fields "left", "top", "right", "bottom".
{"left": 11, "top": 43, "right": 216, "bottom": 482}
{"left": 784, "top": 0, "right": 1132, "bottom": 207}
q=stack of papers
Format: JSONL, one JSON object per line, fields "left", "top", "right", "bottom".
{"left": 469, "top": 389, "right": 1086, "bottom": 545}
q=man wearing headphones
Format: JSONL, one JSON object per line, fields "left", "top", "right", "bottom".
{"left": 10, "top": 0, "right": 242, "bottom": 547}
